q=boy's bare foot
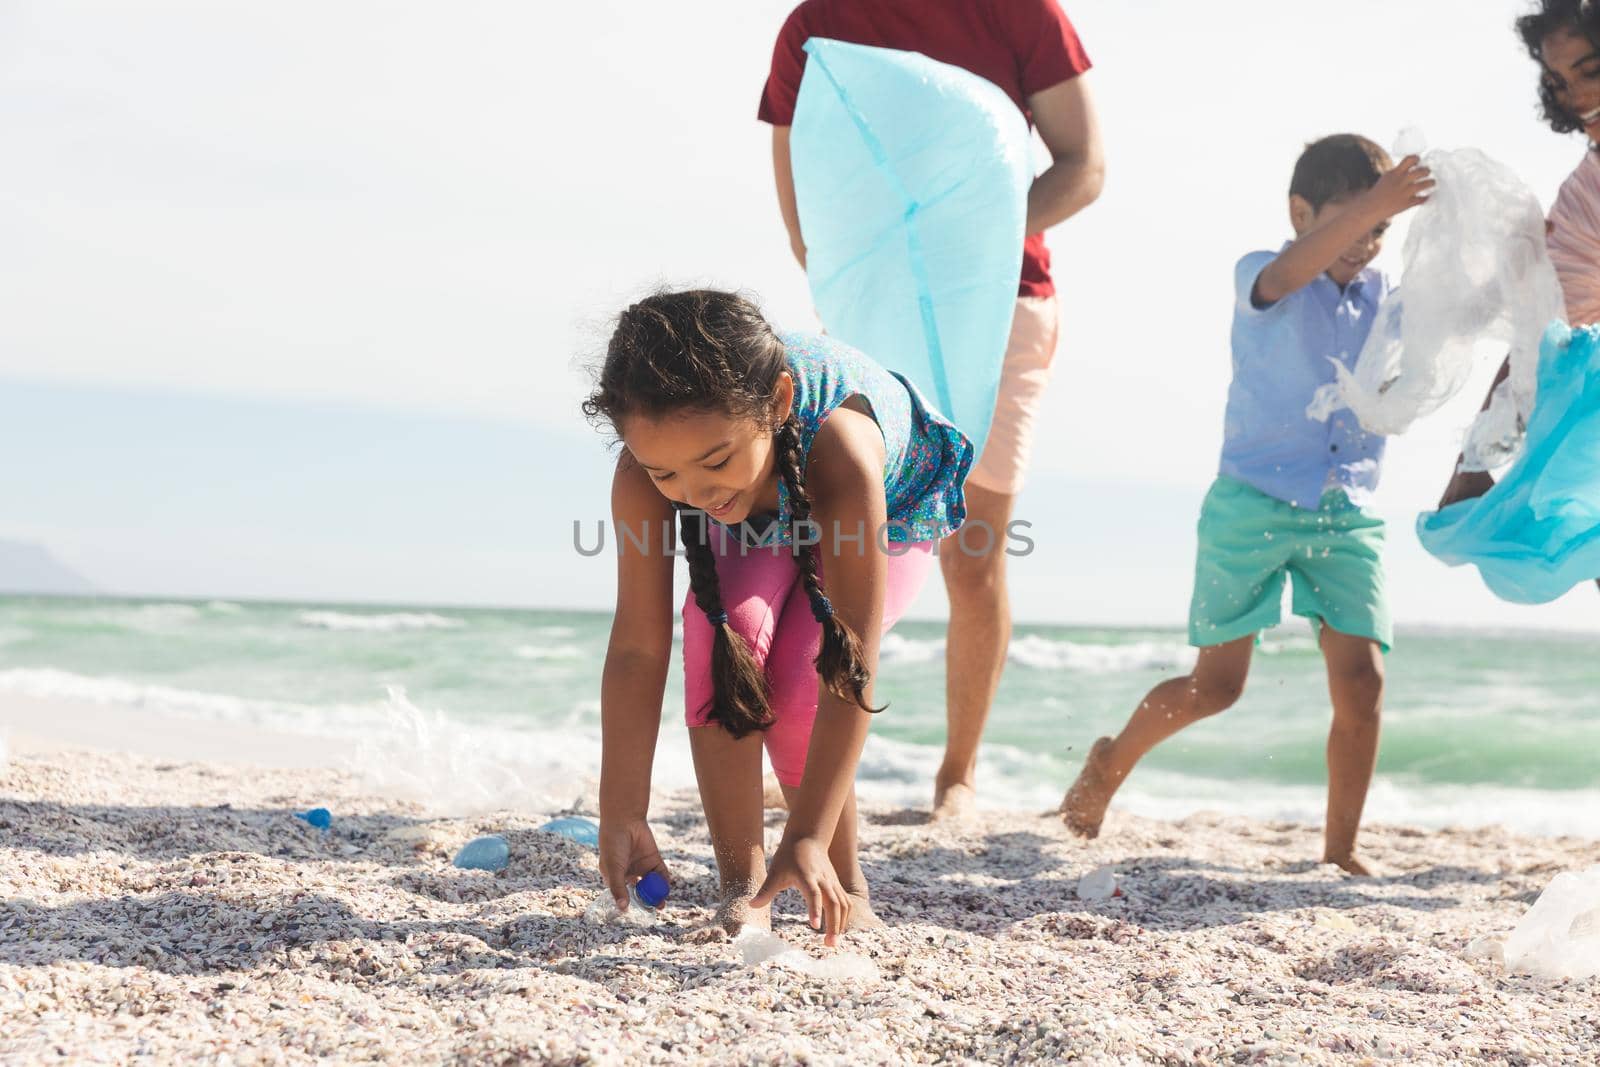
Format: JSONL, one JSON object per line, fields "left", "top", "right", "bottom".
{"left": 685, "top": 890, "right": 770, "bottom": 943}
{"left": 931, "top": 780, "right": 976, "bottom": 822}
{"left": 1060, "top": 737, "right": 1120, "bottom": 838}
{"left": 1324, "top": 853, "right": 1379, "bottom": 877}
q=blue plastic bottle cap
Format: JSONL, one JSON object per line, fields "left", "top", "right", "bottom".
{"left": 634, "top": 871, "right": 670, "bottom": 908}
{"left": 297, "top": 808, "right": 332, "bottom": 830}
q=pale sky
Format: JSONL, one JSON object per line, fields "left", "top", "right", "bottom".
{"left": 4, "top": 0, "right": 1600, "bottom": 629}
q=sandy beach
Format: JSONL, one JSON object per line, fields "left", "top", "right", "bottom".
{"left": 0, "top": 702, "right": 1596, "bottom": 1065}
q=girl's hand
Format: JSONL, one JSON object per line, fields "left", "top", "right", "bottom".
{"left": 598, "top": 817, "right": 670, "bottom": 912}
{"left": 750, "top": 834, "right": 851, "bottom": 946}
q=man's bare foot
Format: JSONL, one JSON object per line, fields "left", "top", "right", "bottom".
{"left": 685, "top": 890, "right": 770, "bottom": 943}
{"left": 931, "top": 779, "right": 977, "bottom": 822}
{"left": 1324, "top": 853, "right": 1378, "bottom": 877}
{"left": 1060, "top": 737, "right": 1120, "bottom": 838}
{"left": 762, "top": 774, "right": 789, "bottom": 811}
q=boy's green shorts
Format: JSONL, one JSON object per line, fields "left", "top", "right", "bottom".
{"left": 1189, "top": 476, "right": 1392, "bottom": 652}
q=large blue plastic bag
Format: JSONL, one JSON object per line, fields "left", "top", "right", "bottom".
{"left": 790, "top": 38, "right": 1031, "bottom": 461}
{"left": 1418, "top": 322, "right": 1600, "bottom": 603}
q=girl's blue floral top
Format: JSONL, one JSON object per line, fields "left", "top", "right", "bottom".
{"left": 709, "top": 332, "right": 973, "bottom": 547}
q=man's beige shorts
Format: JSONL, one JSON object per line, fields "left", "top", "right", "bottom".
{"left": 965, "top": 295, "right": 1061, "bottom": 495}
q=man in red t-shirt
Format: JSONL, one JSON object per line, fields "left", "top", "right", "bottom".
{"left": 759, "top": 0, "right": 1105, "bottom": 821}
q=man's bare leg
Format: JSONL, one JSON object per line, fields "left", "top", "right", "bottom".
{"left": 934, "top": 482, "right": 1015, "bottom": 820}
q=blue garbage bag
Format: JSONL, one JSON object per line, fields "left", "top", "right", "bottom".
{"left": 790, "top": 38, "right": 1032, "bottom": 462}
{"left": 1418, "top": 322, "right": 1600, "bottom": 603}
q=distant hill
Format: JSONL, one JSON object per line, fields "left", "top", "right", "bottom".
{"left": 0, "top": 539, "right": 98, "bottom": 595}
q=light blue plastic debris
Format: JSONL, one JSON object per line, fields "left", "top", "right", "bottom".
{"left": 295, "top": 807, "right": 331, "bottom": 831}
{"left": 791, "top": 38, "right": 1031, "bottom": 462}
{"left": 1419, "top": 322, "right": 1600, "bottom": 603}
{"left": 538, "top": 816, "right": 599, "bottom": 849}
{"left": 452, "top": 834, "right": 510, "bottom": 872}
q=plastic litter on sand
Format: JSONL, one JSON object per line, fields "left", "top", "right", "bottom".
{"left": 452, "top": 834, "right": 510, "bottom": 871}
{"left": 1498, "top": 864, "right": 1600, "bottom": 980}
{"left": 734, "top": 927, "right": 881, "bottom": 982}
{"left": 582, "top": 890, "right": 660, "bottom": 928}
{"left": 1077, "top": 864, "right": 1120, "bottom": 901}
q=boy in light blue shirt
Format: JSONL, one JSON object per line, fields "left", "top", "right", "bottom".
{"left": 1062, "top": 135, "right": 1433, "bottom": 874}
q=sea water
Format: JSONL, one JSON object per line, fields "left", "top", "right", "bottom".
{"left": 0, "top": 595, "right": 1597, "bottom": 836}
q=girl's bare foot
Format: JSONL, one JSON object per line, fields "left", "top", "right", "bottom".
{"left": 841, "top": 888, "right": 885, "bottom": 932}
{"left": 1060, "top": 737, "right": 1120, "bottom": 838}
{"left": 685, "top": 887, "right": 770, "bottom": 943}
{"left": 931, "top": 780, "right": 976, "bottom": 823}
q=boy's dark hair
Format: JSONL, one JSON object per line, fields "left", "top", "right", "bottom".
{"left": 583, "top": 289, "right": 880, "bottom": 739}
{"left": 1518, "top": 0, "right": 1600, "bottom": 134}
{"left": 1289, "top": 135, "right": 1393, "bottom": 210}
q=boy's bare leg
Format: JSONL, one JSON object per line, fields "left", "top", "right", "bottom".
{"left": 688, "top": 726, "right": 771, "bottom": 939}
{"left": 781, "top": 782, "right": 882, "bottom": 931}
{"left": 1061, "top": 636, "right": 1254, "bottom": 837}
{"left": 1318, "top": 626, "right": 1384, "bottom": 876}
{"left": 934, "top": 482, "right": 1015, "bottom": 821}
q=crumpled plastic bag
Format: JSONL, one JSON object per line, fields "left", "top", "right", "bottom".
{"left": 1418, "top": 322, "right": 1600, "bottom": 603}
{"left": 734, "top": 927, "right": 880, "bottom": 981}
{"left": 1497, "top": 865, "right": 1600, "bottom": 979}
{"left": 1308, "top": 131, "right": 1563, "bottom": 471}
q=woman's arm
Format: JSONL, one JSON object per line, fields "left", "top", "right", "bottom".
{"left": 1437, "top": 358, "right": 1509, "bottom": 509}
{"left": 749, "top": 403, "right": 888, "bottom": 943}
{"left": 597, "top": 456, "right": 677, "bottom": 909}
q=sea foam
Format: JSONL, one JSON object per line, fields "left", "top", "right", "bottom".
{"left": 298, "top": 610, "right": 466, "bottom": 632}
{"left": 881, "top": 633, "right": 1194, "bottom": 674}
